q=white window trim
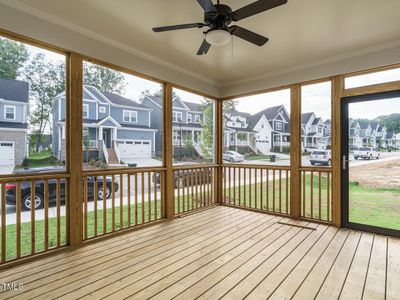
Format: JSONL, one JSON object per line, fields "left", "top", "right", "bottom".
{"left": 99, "top": 106, "right": 106, "bottom": 113}
{"left": 83, "top": 104, "right": 89, "bottom": 118}
{"left": 123, "top": 110, "right": 138, "bottom": 123}
{"left": 187, "top": 113, "right": 192, "bottom": 123}
{"left": 173, "top": 111, "right": 182, "bottom": 123}
{"left": 4, "top": 105, "right": 16, "bottom": 120}
{"left": 194, "top": 115, "right": 201, "bottom": 123}
{"left": 275, "top": 122, "right": 283, "bottom": 131}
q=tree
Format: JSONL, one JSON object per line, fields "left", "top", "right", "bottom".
{"left": 0, "top": 38, "right": 29, "bottom": 79}
{"left": 23, "top": 53, "right": 65, "bottom": 152}
{"left": 200, "top": 99, "right": 215, "bottom": 159}
{"left": 83, "top": 64, "right": 126, "bottom": 94}
{"left": 223, "top": 99, "right": 237, "bottom": 112}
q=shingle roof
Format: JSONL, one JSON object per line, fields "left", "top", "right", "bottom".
{"left": 0, "top": 78, "right": 29, "bottom": 103}
{"left": 225, "top": 109, "right": 252, "bottom": 119}
{"left": 249, "top": 105, "right": 286, "bottom": 129}
{"left": 183, "top": 101, "right": 202, "bottom": 112}
{"left": 0, "top": 121, "right": 28, "bottom": 129}
{"left": 102, "top": 91, "right": 149, "bottom": 109}
{"left": 386, "top": 132, "right": 394, "bottom": 139}
{"left": 358, "top": 120, "right": 370, "bottom": 129}
{"left": 145, "top": 95, "right": 162, "bottom": 106}
{"left": 312, "top": 117, "right": 322, "bottom": 125}
{"left": 302, "top": 112, "right": 314, "bottom": 124}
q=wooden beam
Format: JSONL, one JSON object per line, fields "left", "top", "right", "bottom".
{"left": 164, "top": 83, "right": 174, "bottom": 219}
{"left": 342, "top": 80, "right": 400, "bottom": 97}
{"left": 215, "top": 100, "right": 223, "bottom": 204}
{"left": 290, "top": 84, "right": 301, "bottom": 219}
{"left": 67, "top": 53, "right": 83, "bottom": 245}
{"left": 332, "top": 76, "right": 344, "bottom": 226}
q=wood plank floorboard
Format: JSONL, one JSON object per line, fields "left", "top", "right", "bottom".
{"left": 0, "top": 206, "right": 398, "bottom": 300}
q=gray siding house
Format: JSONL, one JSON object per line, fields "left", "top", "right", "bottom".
{"left": 0, "top": 79, "right": 29, "bottom": 166}
{"left": 52, "top": 86, "right": 157, "bottom": 164}
{"left": 140, "top": 94, "right": 205, "bottom": 156}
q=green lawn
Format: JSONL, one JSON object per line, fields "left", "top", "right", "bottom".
{"left": 15, "top": 150, "right": 62, "bottom": 169}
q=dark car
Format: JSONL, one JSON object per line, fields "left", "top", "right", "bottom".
{"left": 154, "top": 167, "right": 213, "bottom": 188}
{"left": 6, "top": 167, "right": 119, "bottom": 211}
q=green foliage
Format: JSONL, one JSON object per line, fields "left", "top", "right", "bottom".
{"left": 376, "top": 113, "right": 400, "bottom": 133}
{"left": 223, "top": 100, "right": 237, "bottom": 112}
{"left": 0, "top": 38, "right": 28, "bottom": 79}
{"left": 200, "top": 99, "right": 215, "bottom": 159}
{"left": 83, "top": 63, "right": 126, "bottom": 94}
{"left": 23, "top": 53, "right": 65, "bottom": 152}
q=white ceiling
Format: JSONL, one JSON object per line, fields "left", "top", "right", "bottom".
{"left": 10, "top": 0, "right": 400, "bottom": 86}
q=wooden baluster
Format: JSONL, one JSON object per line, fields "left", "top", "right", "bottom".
{"left": 141, "top": 172, "right": 145, "bottom": 224}
{"left": 177, "top": 170, "right": 180, "bottom": 214}
{"left": 279, "top": 170, "right": 282, "bottom": 213}
{"left": 254, "top": 168, "right": 258, "bottom": 209}
{"left": 302, "top": 171, "right": 306, "bottom": 217}
{"left": 112, "top": 174, "right": 115, "bottom": 231}
{"left": 310, "top": 171, "right": 314, "bottom": 219}
{"left": 318, "top": 172, "right": 322, "bottom": 220}
{"left": 1, "top": 182, "right": 5, "bottom": 262}
{"left": 272, "top": 170, "right": 276, "bottom": 212}
{"left": 154, "top": 172, "right": 157, "bottom": 220}
{"left": 186, "top": 170, "right": 190, "bottom": 211}
{"left": 56, "top": 179, "right": 61, "bottom": 247}
{"left": 195, "top": 169, "right": 199, "bottom": 209}
{"left": 103, "top": 175, "right": 107, "bottom": 234}
{"left": 31, "top": 181, "right": 35, "bottom": 254}
{"left": 128, "top": 174, "right": 131, "bottom": 226}
{"left": 83, "top": 178, "right": 87, "bottom": 240}
{"left": 228, "top": 166, "right": 231, "bottom": 205}
{"left": 16, "top": 182, "right": 21, "bottom": 257}
{"left": 327, "top": 172, "right": 331, "bottom": 222}
{"left": 93, "top": 177, "right": 98, "bottom": 237}
{"left": 260, "top": 169, "right": 263, "bottom": 210}
{"left": 148, "top": 172, "right": 151, "bottom": 222}
{"left": 233, "top": 167, "right": 236, "bottom": 206}
{"left": 249, "top": 168, "right": 252, "bottom": 208}
{"left": 244, "top": 168, "right": 247, "bottom": 207}
{"left": 266, "top": 169, "right": 269, "bottom": 211}
{"left": 135, "top": 173, "right": 138, "bottom": 225}
{"left": 286, "top": 170, "right": 289, "bottom": 214}
{"left": 120, "top": 174, "right": 123, "bottom": 229}
{"left": 191, "top": 169, "right": 194, "bottom": 210}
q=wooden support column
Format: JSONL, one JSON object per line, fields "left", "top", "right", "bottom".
{"left": 163, "top": 83, "right": 174, "bottom": 219}
{"left": 332, "top": 76, "right": 344, "bottom": 226}
{"left": 290, "top": 84, "right": 301, "bottom": 218}
{"left": 67, "top": 53, "right": 83, "bottom": 245}
{"left": 215, "top": 100, "right": 223, "bottom": 203}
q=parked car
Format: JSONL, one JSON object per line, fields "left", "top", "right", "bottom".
{"left": 354, "top": 147, "right": 380, "bottom": 160}
{"left": 223, "top": 151, "right": 244, "bottom": 162}
{"left": 154, "top": 167, "right": 213, "bottom": 188}
{"left": 6, "top": 167, "right": 119, "bottom": 210}
{"left": 309, "top": 150, "right": 332, "bottom": 166}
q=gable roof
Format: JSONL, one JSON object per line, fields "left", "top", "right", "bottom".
{"left": 183, "top": 101, "right": 202, "bottom": 112}
{"left": 102, "top": 91, "right": 148, "bottom": 109}
{"left": 225, "top": 109, "right": 252, "bottom": 119}
{"left": 249, "top": 105, "right": 287, "bottom": 129}
{"left": 302, "top": 112, "right": 314, "bottom": 124}
{"left": 312, "top": 117, "right": 322, "bottom": 125}
{"left": 0, "top": 78, "right": 29, "bottom": 103}
{"left": 358, "top": 120, "right": 371, "bottom": 130}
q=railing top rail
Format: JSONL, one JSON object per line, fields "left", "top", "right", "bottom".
{"left": 0, "top": 172, "right": 70, "bottom": 182}
{"left": 82, "top": 166, "right": 167, "bottom": 176}
{"left": 299, "top": 166, "right": 333, "bottom": 172}
{"left": 222, "top": 164, "right": 291, "bottom": 170}
{"left": 172, "top": 163, "right": 217, "bottom": 170}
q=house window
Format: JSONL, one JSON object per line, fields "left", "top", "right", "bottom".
{"left": 83, "top": 104, "right": 89, "bottom": 118}
{"left": 194, "top": 115, "right": 201, "bottom": 123}
{"left": 4, "top": 105, "right": 16, "bottom": 120}
{"left": 173, "top": 111, "right": 182, "bottom": 123}
{"left": 173, "top": 130, "right": 181, "bottom": 143}
{"left": 99, "top": 106, "right": 106, "bottom": 113}
{"left": 82, "top": 128, "right": 88, "bottom": 136}
{"left": 187, "top": 114, "right": 192, "bottom": 123}
{"left": 275, "top": 122, "right": 282, "bottom": 131}
{"left": 123, "top": 110, "right": 137, "bottom": 123}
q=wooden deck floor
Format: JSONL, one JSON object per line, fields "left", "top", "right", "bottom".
{"left": 1, "top": 206, "right": 399, "bottom": 300}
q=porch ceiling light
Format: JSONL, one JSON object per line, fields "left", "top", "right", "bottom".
{"left": 205, "top": 29, "right": 231, "bottom": 46}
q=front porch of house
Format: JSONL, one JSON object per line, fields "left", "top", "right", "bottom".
{"left": 2, "top": 206, "right": 399, "bottom": 300}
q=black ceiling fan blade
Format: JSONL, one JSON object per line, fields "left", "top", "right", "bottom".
{"left": 152, "top": 23, "right": 204, "bottom": 32}
{"left": 229, "top": 26, "right": 269, "bottom": 46}
{"left": 231, "top": 0, "right": 287, "bottom": 21}
{"left": 197, "top": 39, "right": 211, "bottom": 55}
{"left": 196, "top": 0, "right": 217, "bottom": 13}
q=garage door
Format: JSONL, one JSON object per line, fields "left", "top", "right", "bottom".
{"left": 0, "top": 142, "right": 14, "bottom": 166}
{"left": 119, "top": 140, "right": 151, "bottom": 159}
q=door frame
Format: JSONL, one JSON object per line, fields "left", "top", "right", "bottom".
{"left": 341, "top": 90, "right": 400, "bottom": 237}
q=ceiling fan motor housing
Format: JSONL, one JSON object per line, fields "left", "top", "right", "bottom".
{"left": 204, "top": 4, "right": 232, "bottom": 30}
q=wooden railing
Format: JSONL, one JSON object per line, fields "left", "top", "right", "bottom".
{"left": 82, "top": 168, "right": 165, "bottom": 240}
{"left": 221, "top": 165, "right": 291, "bottom": 216}
{"left": 300, "top": 168, "right": 333, "bottom": 223}
{"left": 173, "top": 165, "right": 217, "bottom": 215}
{"left": 0, "top": 173, "right": 69, "bottom": 264}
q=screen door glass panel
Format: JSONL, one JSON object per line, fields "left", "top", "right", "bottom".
{"left": 348, "top": 97, "right": 400, "bottom": 230}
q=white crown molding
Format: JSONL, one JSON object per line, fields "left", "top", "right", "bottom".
{"left": 221, "top": 38, "right": 400, "bottom": 87}
{"left": 0, "top": 0, "right": 218, "bottom": 87}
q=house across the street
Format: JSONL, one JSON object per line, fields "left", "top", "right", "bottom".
{"left": 0, "top": 78, "right": 29, "bottom": 166}
{"left": 52, "top": 86, "right": 157, "bottom": 165}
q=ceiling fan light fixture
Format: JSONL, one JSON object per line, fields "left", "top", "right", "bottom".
{"left": 205, "top": 29, "right": 231, "bottom": 46}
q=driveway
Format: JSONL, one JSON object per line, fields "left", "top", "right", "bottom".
{"left": 123, "top": 158, "right": 162, "bottom": 167}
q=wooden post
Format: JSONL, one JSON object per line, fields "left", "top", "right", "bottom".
{"left": 332, "top": 76, "right": 344, "bottom": 226}
{"left": 215, "top": 100, "right": 223, "bottom": 204}
{"left": 67, "top": 53, "right": 83, "bottom": 245}
{"left": 290, "top": 84, "right": 301, "bottom": 218}
{"left": 163, "top": 83, "right": 174, "bottom": 219}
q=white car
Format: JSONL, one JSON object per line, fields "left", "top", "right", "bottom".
{"left": 223, "top": 151, "right": 244, "bottom": 162}
{"left": 354, "top": 147, "right": 380, "bottom": 160}
{"left": 309, "top": 150, "right": 332, "bottom": 166}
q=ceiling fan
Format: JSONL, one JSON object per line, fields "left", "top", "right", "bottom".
{"left": 152, "top": 0, "right": 288, "bottom": 55}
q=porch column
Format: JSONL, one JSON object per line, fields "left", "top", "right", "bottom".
{"left": 99, "top": 126, "right": 103, "bottom": 140}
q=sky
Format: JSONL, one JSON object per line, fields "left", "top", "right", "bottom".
{"left": 14, "top": 39, "right": 400, "bottom": 119}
